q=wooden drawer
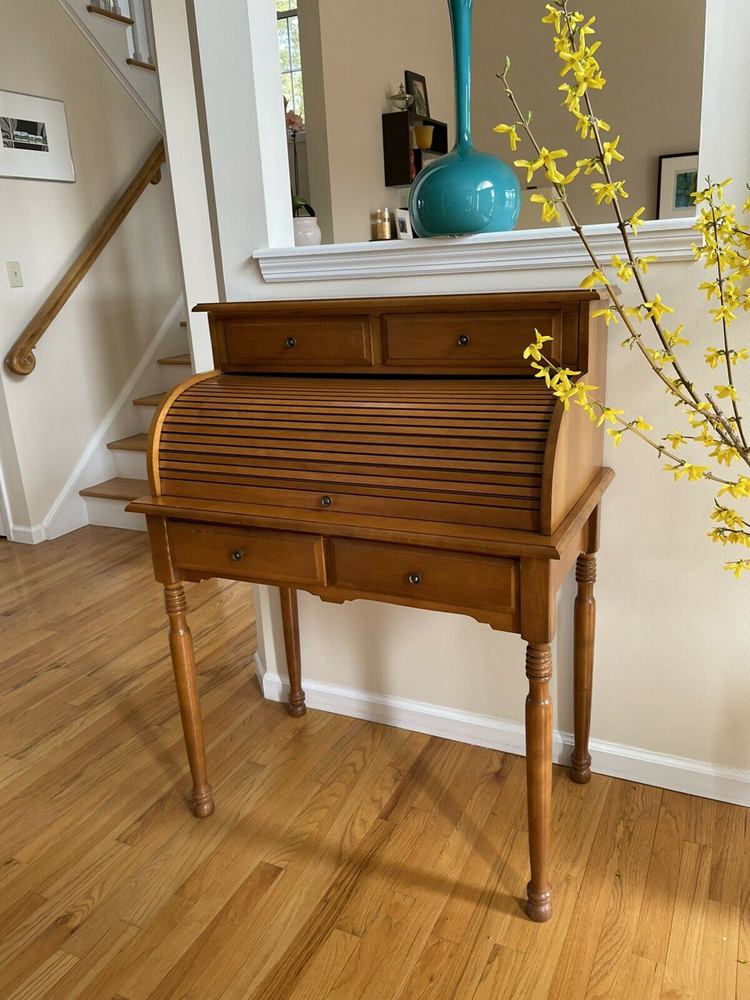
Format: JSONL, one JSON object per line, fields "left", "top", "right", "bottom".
{"left": 217, "top": 315, "right": 374, "bottom": 370}
{"left": 329, "top": 538, "right": 517, "bottom": 615}
{"left": 381, "top": 309, "right": 562, "bottom": 371}
{"left": 169, "top": 521, "right": 326, "bottom": 586}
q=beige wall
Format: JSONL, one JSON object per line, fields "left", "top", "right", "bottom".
{"left": 301, "top": 0, "right": 704, "bottom": 240}
{"left": 474, "top": 0, "right": 706, "bottom": 224}
{"left": 300, "top": 0, "right": 454, "bottom": 244}
{"left": 0, "top": 0, "right": 182, "bottom": 530}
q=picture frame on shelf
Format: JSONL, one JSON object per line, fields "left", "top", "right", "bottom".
{"left": 657, "top": 152, "right": 699, "bottom": 219}
{"left": 395, "top": 208, "right": 414, "bottom": 240}
{"left": 404, "top": 71, "right": 430, "bottom": 120}
{"left": 0, "top": 90, "right": 74, "bottom": 182}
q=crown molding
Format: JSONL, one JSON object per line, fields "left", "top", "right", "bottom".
{"left": 254, "top": 216, "right": 697, "bottom": 284}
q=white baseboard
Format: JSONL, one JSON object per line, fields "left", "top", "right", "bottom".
{"left": 259, "top": 669, "right": 750, "bottom": 808}
{"left": 7, "top": 522, "right": 47, "bottom": 545}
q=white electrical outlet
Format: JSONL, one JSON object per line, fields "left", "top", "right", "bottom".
{"left": 6, "top": 261, "right": 23, "bottom": 288}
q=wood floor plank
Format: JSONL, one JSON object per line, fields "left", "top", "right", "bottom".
{"left": 0, "top": 528, "right": 747, "bottom": 1000}
{"left": 660, "top": 841, "right": 712, "bottom": 1000}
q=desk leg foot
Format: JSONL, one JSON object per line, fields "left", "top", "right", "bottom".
{"left": 526, "top": 883, "right": 553, "bottom": 923}
{"left": 571, "top": 553, "right": 596, "bottom": 785}
{"left": 164, "top": 584, "right": 214, "bottom": 819}
{"left": 525, "top": 642, "right": 553, "bottom": 923}
{"left": 280, "top": 587, "right": 306, "bottom": 717}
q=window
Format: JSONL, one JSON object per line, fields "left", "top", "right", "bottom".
{"left": 277, "top": 0, "right": 305, "bottom": 123}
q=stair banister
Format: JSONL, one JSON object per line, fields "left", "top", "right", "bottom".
{"left": 5, "top": 140, "right": 165, "bottom": 377}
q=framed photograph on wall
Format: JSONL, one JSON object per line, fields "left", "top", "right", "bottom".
{"left": 404, "top": 71, "right": 430, "bottom": 120}
{"left": 0, "top": 91, "right": 75, "bottom": 182}
{"left": 657, "top": 152, "right": 698, "bottom": 219}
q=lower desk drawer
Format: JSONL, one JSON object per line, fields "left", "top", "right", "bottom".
{"left": 169, "top": 521, "right": 326, "bottom": 586}
{"left": 328, "top": 538, "right": 517, "bottom": 615}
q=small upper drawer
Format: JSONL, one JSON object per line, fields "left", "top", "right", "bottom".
{"left": 329, "top": 538, "right": 517, "bottom": 616}
{"left": 217, "top": 315, "right": 374, "bottom": 370}
{"left": 381, "top": 309, "right": 562, "bottom": 371}
{"left": 169, "top": 521, "right": 326, "bottom": 586}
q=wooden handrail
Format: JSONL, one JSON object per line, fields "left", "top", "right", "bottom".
{"left": 5, "top": 140, "right": 166, "bottom": 376}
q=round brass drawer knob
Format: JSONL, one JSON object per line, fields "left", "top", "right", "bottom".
{"left": 320, "top": 495, "right": 333, "bottom": 508}
{"left": 408, "top": 572, "right": 421, "bottom": 585}
{"left": 457, "top": 334, "right": 470, "bottom": 347}
{"left": 285, "top": 336, "right": 297, "bottom": 348}
{"left": 231, "top": 549, "right": 245, "bottom": 561}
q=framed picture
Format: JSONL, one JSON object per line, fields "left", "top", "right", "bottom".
{"left": 657, "top": 152, "right": 699, "bottom": 219}
{"left": 404, "top": 71, "right": 430, "bottom": 120}
{"left": 395, "top": 208, "right": 414, "bottom": 240}
{"left": 0, "top": 91, "right": 75, "bottom": 182}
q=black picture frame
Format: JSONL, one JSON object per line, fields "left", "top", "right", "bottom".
{"left": 404, "top": 71, "right": 430, "bottom": 120}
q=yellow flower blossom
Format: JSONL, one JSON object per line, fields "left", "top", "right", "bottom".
{"left": 642, "top": 294, "right": 675, "bottom": 323}
{"left": 596, "top": 406, "right": 624, "bottom": 427}
{"left": 665, "top": 463, "right": 709, "bottom": 482}
{"left": 636, "top": 256, "right": 657, "bottom": 273}
{"left": 592, "top": 306, "right": 619, "bottom": 325}
{"left": 607, "top": 428, "right": 624, "bottom": 446}
{"left": 591, "top": 180, "right": 628, "bottom": 204}
{"left": 493, "top": 123, "right": 521, "bottom": 151}
{"left": 611, "top": 254, "right": 633, "bottom": 282}
{"left": 523, "top": 330, "right": 554, "bottom": 361}
{"left": 601, "top": 136, "right": 624, "bottom": 165}
{"left": 530, "top": 193, "right": 562, "bottom": 223}
{"left": 580, "top": 268, "right": 607, "bottom": 289}
{"left": 715, "top": 384, "right": 739, "bottom": 401}
{"left": 626, "top": 207, "right": 647, "bottom": 233}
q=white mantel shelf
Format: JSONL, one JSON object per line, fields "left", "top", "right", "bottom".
{"left": 253, "top": 217, "right": 697, "bottom": 283}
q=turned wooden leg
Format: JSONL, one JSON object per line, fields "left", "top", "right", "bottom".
{"left": 164, "top": 584, "right": 214, "bottom": 818}
{"left": 571, "top": 553, "right": 597, "bottom": 784}
{"left": 525, "top": 642, "right": 553, "bottom": 922}
{"left": 280, "top": 587, "right": 306, "bottom": 717}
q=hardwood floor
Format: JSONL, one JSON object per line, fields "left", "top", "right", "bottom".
{"left": 0, "top": 526, "right": 747, "bottom": 1000}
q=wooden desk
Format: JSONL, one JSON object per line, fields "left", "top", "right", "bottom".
{"left": 129, "top": 290, "right": 612, "bottom": 922}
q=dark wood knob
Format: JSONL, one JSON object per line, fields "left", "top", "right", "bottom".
{"left": 285, "top": 336, "right": 297, "bottom": 348}
{"left": 231, "top": 549, "right": 244, "bottom": 561}
{"left": 408, "top": 572, "right": 421, "bottom": 585}
{"left": 457, "top": 334, "right": 470, "bottom": 347}
{"left": 320, "top": 495, "right": 333, "bottom": 508}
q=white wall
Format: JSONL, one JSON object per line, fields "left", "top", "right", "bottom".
{"left": 0, "top": 0, "right": 182, "bottom": 534}
{"left": 172, "top": 0, "right": 750, "bottom": 797}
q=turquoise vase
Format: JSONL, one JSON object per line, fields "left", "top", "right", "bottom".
{"left": 409, "top": 0, "right": 520, "bottom": 237}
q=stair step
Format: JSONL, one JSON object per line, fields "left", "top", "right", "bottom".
{"left": 158, "top": 354, "right": 190, "bottom": 366}
{"left": 80, "top": 478, "right": 148, "bottom": 502}
{"left": 126, "top": 57, "right": 156, "bottom": 72}
{"left": 86, "top": 5, "right": 134, "bottom": 25}
{"left": 133, "top": 392, "right": 166, "bottom": 407}
{"left": 107, "top": 433, "right": 148, "bottom": 453}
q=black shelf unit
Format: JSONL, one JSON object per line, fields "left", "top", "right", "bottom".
{"left": 382, "top": 111, "right": 448, "bottom": 187}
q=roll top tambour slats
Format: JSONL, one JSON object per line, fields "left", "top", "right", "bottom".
{"left": 154, "top": 375, "right": 557, "bottom": 531}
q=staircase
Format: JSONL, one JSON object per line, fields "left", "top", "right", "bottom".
{"left": 57, "top": 0, "right": 162, "bottom": 127}
{"left": 79, "top": 322, "right": 191, "bottom": 526}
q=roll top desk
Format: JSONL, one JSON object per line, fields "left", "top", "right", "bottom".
{"left": 129, "top": 290, "right": 612, "bottom": 923}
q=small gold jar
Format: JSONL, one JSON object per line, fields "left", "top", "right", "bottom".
{"left": 372, "top": 208, "right": 393, "bottom": 240}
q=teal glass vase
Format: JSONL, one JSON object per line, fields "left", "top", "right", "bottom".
{"left": 409, "top": 0, "right": 520, "bottom": 238}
